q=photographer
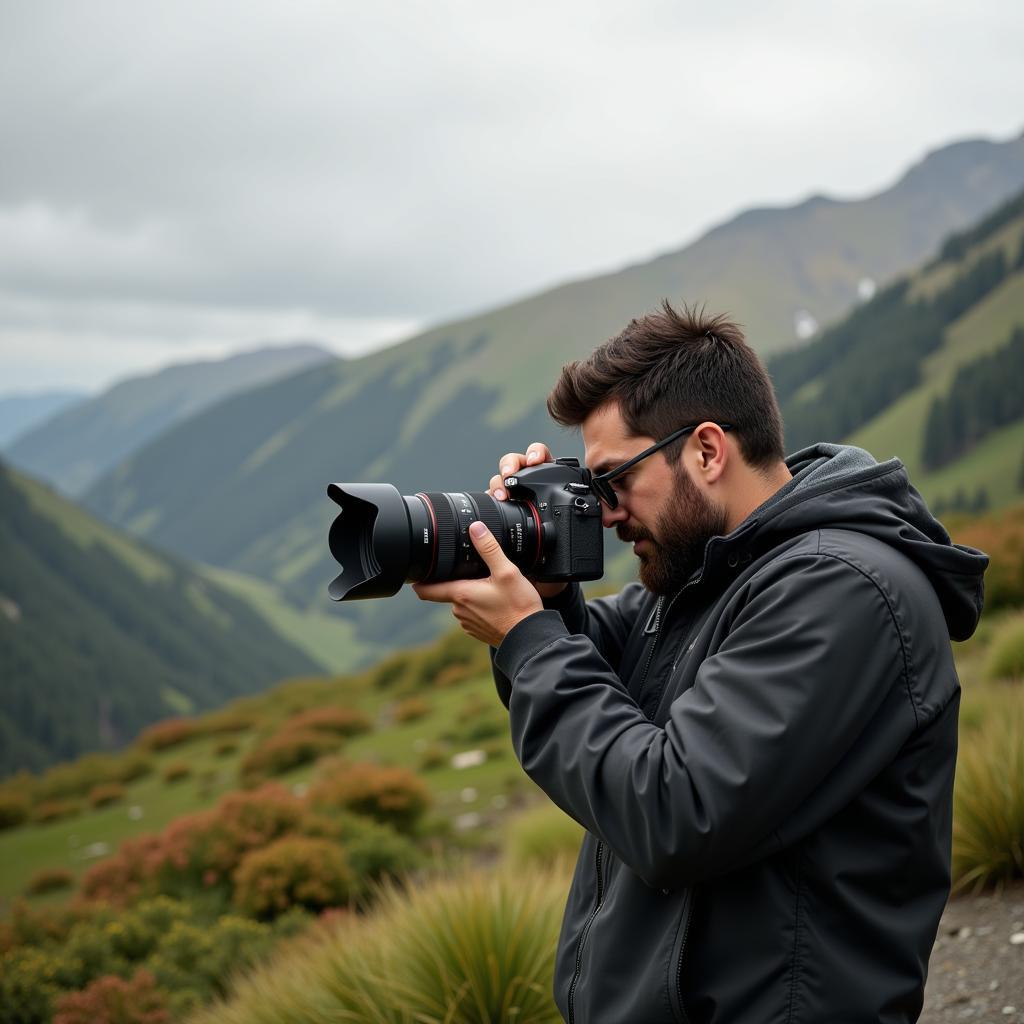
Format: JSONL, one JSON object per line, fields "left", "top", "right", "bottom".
{"left": 412, "top": 302, "right": 988, "bottom": 1023}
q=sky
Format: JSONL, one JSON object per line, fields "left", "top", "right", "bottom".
{"left": 1, "top": 0, "right": 1022, "bottom": 394}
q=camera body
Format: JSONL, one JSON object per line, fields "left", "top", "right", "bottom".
{"left": 501, "top": 456, "right": 603, "bottom": 582}
{"left": 325, "top": 455, "right": 605, "bottom": 601}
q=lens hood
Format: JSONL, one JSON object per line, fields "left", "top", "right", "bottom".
{"left": 326, "top": 482, "right": 411, "bottom": 601}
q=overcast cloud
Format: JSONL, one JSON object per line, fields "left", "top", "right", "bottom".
{"left": 0, "top": 0, "right": 1021, "bottom": 391}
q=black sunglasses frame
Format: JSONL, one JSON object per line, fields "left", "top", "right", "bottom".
{"left": 585, "top": 422, "right": 734, "bottom": 509}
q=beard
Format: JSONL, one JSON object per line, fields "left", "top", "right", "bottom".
{"left": 617, "top": 463, "right": 728, "bottom": 596}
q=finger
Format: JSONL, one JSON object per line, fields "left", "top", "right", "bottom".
{"left": 488, "top": 473, "right": 507, "bottom": 501}
{"left": 498, "top": 452, "right": 527, "bottom": 478}
{"left": 468, "top": 521, "right": 513, "bottom": 574}
{"left": 410, "top": 581, "right": 460, "bottom": 603}
{"left": 524, "top": 442, "right": 553, "bottom": 466}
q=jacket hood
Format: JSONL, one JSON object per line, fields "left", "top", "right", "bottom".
{"left": 726, "top": 443, "right": 989, "bottom": 642}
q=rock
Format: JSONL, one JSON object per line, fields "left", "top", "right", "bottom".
{"left": 1009, "top": 932, "right": 1024, "bottom": 946}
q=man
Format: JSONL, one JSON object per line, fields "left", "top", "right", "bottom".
{"left": 412, "top": 302, "right": 988, "bottom": 1023}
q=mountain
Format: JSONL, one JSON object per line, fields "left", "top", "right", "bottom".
{"left": 0, "top": 390, "right": 86, "bottom": 447}
{"left": 5, "top": 343, "right": 335, "bottom": 496}
{"left": 81, "top": 134, "right": 1024, "bottom": 656}
{"left": 770, "top": 186, "right": 1024, "bottom": 513}
{"left": 0, "top": 459, "right": 326, "bottom": 776}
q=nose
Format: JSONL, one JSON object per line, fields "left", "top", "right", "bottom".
{"left": 601, "top": 501, "right": 628, "bottom": 530}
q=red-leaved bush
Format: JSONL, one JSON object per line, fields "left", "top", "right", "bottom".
{"left": 81, "top": 784, "right": 306, "bottom": 903}
{"left": 309, "top": 761, "right": 430, "bottom": 833}
{"left": 239, "top": 729, "right": 341, "bottom": 785}
{"left": 52, "top": 968, "right": 170, "bottom": 1024}
{"left": 282, "top": 706, "right": 372, "bottom": 738}
{"left": 137, "top": 718, "right": 199, "bottom": 752}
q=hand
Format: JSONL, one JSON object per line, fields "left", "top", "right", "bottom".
{"left": 487, "top": 441, "right": 567, "bottom": 600}
{"left": 411, "top": 522, "right": 544, "bottom": 647}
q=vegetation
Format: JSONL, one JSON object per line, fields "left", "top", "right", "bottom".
{"left": 922, "top": 327, "right": 1024, "bottom": 469}
{"left": 191, "top": 865, "right": 568, "bottom": 1024}
{"left": 0, "top": 461, "right": 319, "bottom": 776}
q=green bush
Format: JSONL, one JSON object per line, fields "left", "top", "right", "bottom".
{"left": 984, "top": 614, "right": 1024, "bottom": 680}
{"left": 190, "top": 865, "right": 568, "bottom": 1024}
{"left": 0, "top": 946, "right": 58, "bottom": 1024}
{"left": 213, "top": 739, "right": 238, "bottom": 758}
{"left": 952, "top": 684, "right": 1024, "bottom": 892}
{"left": 0, "top": 790, "right": 31, "bottom": 830}
{"left": 233, "top": 837, "right": 353, "bottom": 918}
{"left": 329, "top": 813, "right": 422, "bottom": 896}
{"left": 505, "top": 802, "right": 584, "bottom": 869}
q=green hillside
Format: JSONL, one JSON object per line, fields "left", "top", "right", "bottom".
{"left": 0, "top": 460, "right": 331, "bottom": 775}
{"left": 5, "top": 344, "right": 333, "bottom": 496}
{"left": 770, "top": 186, "right": 1024, "bottom": 513}
{"left": 80, "top": 136, "right": 1024, "bottom": 655}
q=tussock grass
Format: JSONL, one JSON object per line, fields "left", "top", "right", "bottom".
{"left": 984, "top": 614, "right": 1024, "bottom": 681}
{"left": 952, "top": 682, "right": 1024, "bottom": 893}
{"left": 504, "top": 802, "right": 584, "bottom": 870}
{"left": 191, "top": 864, "right": 570, "bottom": 1024}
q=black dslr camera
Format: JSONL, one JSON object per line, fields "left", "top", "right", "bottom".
{"left": 326, "top": 457, "right": 604, "bottom": 601}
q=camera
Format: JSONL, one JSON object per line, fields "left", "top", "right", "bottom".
{"left": 326, "top": 457, "right": 604, "bottom": 601}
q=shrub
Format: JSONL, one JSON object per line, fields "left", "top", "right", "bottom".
{"left": 329, "top": 813, "right": 421, "bottom": 896}
{"left": 0, "top": 791, "right": 30, "bottom": 830}
{"left": 233, "top": 837, "right": 353, "bottom": 918}
{"left": 137, "top": 718, "right": 199, "bottom": 752}
{"left": 239, "top": 729, "right": 342, "bottom": 785}
{"left": 81, "top": 784, "right": 306, "bottom": 903}
{"left": 369, "top": 651, "right": 415, "bottom": 690}
{"left": 200, "top": 708, "right": 257, "bottom": 736}
{"left": 24, "top": 868, "right": 75, "bottom": 897}
{"left": 984, "top": 614, "right": 1024, "bottom": 680}
{"left": 505, "top": 802, "right": 584, "bottom": 869}
{"left": 0, "top": 946, "right": 58, "bottom": 1024}
{"left": 35, "top": 752, "right": 153, "bottom": 803}
{"left": 393, "top": 696, "right": 431, "bottom": 723}
{"left": 309, "top": 761, "right": 431, "bottom": 833}
{"left": 188, "top": 865, "right": 567, "bottom": 1024}
{"left": 161, "top": 761, "right": 191, "bottom": 784}
{"left": 952, "top": 505, "right": 1024, "bottom": 611}
{"left": 32, "top": 799, "right": 80, "bottom": 824}
{"left": 52, "top": 968, "right": 170, "bottom": 1024}
{"left": 952, "top": 684, "right": 1024, "bottom": 892}
{"left": 417, "top": 743, "right": 447, "bottom": 772}
{"left": 88, "top": 783, "right": 126, "bottom": 809}
{"left": 282, "top": 706, "right": 372, "bottom": 738}
{"left": 213, "top": 740, "right": 238, "bottom": 758}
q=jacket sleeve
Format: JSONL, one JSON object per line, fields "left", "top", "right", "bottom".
{"left": 493, "top": 552, "right": 918, "bottom": 890}
{"left": 490, "top": 580, "right": 650, "bottom": 710}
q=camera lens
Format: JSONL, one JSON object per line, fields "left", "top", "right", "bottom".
{"left": 326, "top": 483, "right": 546, "bottom": 601}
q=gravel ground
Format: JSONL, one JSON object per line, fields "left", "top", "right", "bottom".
{"left": 922, "top": 881, "right": 1024, "bottom": 1022}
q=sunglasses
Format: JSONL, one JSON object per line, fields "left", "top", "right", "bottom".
{"left": 584, "top": 422, "right": 734, "bottom": 509}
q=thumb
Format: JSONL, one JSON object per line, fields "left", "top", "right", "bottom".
{"left": 469, "top": 521, "right": 509, "bottom": 570}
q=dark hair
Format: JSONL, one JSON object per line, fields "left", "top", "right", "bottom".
{"left": 547, "top": 301, "right": 785, "bottom": 469}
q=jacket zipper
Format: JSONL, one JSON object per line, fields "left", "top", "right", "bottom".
{"left": 567, "top": 839, "right": 606, "bottom": 1024}
{"left": 674, "top": 891, "right": 695, "bottom": 1024}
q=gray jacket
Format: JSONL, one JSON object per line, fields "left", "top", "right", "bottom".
{"left": 491, "top": 444, "right": 988, "bottom": 1023}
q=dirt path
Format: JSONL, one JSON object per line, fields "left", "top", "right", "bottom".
{"left": 922, "top": 882, "right": 1024, "bottom": 1022}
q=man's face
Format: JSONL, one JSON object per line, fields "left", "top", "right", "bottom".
{"left": 582, "top": 402, "right": 728, "bottom": 595}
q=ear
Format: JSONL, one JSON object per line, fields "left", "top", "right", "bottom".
{"left": 691, "top": 422, "right": 728, "bottom": 483}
